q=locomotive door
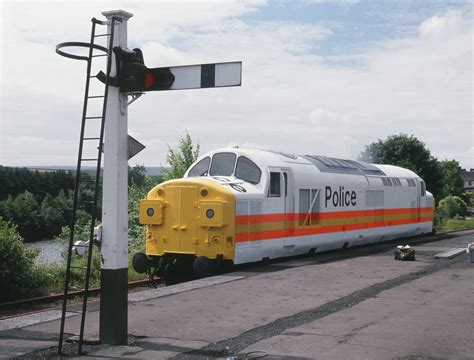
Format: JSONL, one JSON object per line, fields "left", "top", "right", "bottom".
{"left": 166, "top": 185, "right": 198, "bottom": 254}
{"left": 267, "top": 168, "right": 294, "bottom": 238}
{"left": 416, "top": 180, "right": 422, "bottom": 222}
{"left": 282, "top": 170, "right": 294, "bottom": 236}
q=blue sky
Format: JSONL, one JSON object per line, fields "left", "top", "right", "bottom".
{"left": 246, "top": 1, "right": 470, "bottom": 54}
{"left": 0, "top": 0, "right": 472, "bottom": 169}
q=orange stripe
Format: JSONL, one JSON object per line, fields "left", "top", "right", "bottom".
{"left": 236, "top": 207, "right": 433, "bottom": 224}
{"left": 235, "top": 216, "right": 432, "bottom": 243}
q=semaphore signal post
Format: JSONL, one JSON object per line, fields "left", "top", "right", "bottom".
{"left": 56, "top": 9, "right": 241, "bottom": 353}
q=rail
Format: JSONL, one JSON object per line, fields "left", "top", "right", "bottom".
{"left": 0, "top": 278, "right": 159, "bottom": 319}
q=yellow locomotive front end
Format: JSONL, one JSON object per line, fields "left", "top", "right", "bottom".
{"left": 133, "top": 178, "right": 236, "bottom": 283}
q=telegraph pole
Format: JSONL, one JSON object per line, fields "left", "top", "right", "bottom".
{"left": 99, "top": 9, "right": 133, "bottom": 345}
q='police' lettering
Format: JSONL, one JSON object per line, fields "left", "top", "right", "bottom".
{"left": 325, "top": 186, "right": 356, "bottom": 207}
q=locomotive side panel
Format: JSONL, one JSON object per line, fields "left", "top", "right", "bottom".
{"left": 232, "top": 155, "right": 433, "bottom": 264}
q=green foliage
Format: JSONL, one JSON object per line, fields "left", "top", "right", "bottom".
{"left": 0, "top": 192, "right": 41, "bottom": 241}
{"left": 461, "top": 191, "right": 474, "bottom": 207}
{"left": 0, "top": 166, "right": 75, "bottom": 201}
{"left": 40, "top": 191, "right": 72, "bottom": 238}
{"left": 0, "top": 169, "right": 100, "bottom": 242}
{"left": 54, "top": 178, "right": 151, "bottom": 286}
{"left": 129, "top": 164, "right": 147, "bottom": 188}
{"left": 0, "top": 167, "right": 154, "bottom": 300}
{"left": 128, "top": 180, "right": 150, "bottom": 244}
{"left": 359, "top": 134, "right": 442, "bottom": 199}
{"left": 438, "top": 160, "right": 464, "bottom": 198}
{"left": 127, "top": 179, "right": 152, "bottom": 280}
{"left": 0, "top": 218, "right": 62, "bottom": 302}
{"left": 444, "top": 218, "right": 474, "bottom": 231}
{"left": 55, "top": 221, "right": 102, "bottom": 289}
{"left": 0, "top": 191, "right": 73, "bottom": 242}
{"left": 161, "top": 131, "right": 200, "bottom": 180}
{"left": 438, "top": 196, "right": 467, "bottom": 218}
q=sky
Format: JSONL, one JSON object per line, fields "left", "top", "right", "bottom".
{"left": 0, "top": 0, "right": 472, "bottom": 170}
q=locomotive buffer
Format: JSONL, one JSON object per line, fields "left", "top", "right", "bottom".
{"left": 56, "top": 9, "right": 241, "bottom": 353}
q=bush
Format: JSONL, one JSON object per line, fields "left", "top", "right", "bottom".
{"left": 438, "top": 196, "right": 468, "bottom": 218}
{"left": 127, "top": 182, "right": 149, "bottom": 280}
{"left": 461, "top": 191, "right": 474, "bottom": 207}
{"left": 55, "top": 220, "right": 102, "bottom": 289}
{"left": 0, "top": 218, "right": 60, "bottom": 302}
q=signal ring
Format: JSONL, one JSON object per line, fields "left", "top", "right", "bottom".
{"left": 56, "top": 42, "right": 109, "bottom": 61}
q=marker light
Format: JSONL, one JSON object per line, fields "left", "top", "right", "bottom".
{"left": 147, "top": 208, "right": 155, "bottom": 217}
{"left": 206, "top": 209, "right": 214, "bottom": 218}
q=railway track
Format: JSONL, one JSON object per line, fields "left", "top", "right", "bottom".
{"left": 0, "top": 278, "right": 160, "bottom": 320}
{"left": 1, "top": 228, "right": 472, "bottom": 321}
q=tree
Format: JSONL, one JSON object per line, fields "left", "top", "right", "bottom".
{"left": 438, "top": 160, "right": 464, "bottom": 199}
{"left": 0, "top": 192, "right": 42, "bottom": 241}
{"left": 161, "top": 131, "right": 200, "bottom": 180}
{"left": 461, "top": 191, "right": 474, "bottom": 207}
{"left": 0, "top": 166, "right": 75, "bottom": 201}
{"left": 359, "top": 134, "right": 442, "bottom": 199}
{"left": 128, "top": 164, "right": 147, "bottom": 188}
{"left": 438, "top": 196, "right": 467, "bottom": 218}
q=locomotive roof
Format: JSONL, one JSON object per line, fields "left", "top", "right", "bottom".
{"left": 198, "top": 148, "right": 421, "bottom": 179}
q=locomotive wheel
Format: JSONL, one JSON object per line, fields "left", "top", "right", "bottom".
{"left": 132, "top": 252, "right": 150, "bottom": 274}
{"left": 193, "top": 256, "right": 214, "bottom": 279}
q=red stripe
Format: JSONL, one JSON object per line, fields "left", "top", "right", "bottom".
{"left": 235, "top": 216, "right": 433, "bottom": 243}
{"left": 236, "top": 207, "right": 433, "bottom": 224}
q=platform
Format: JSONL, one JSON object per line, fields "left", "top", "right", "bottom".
{"left": 1, "top": 230, "right": 473, "bottom": 359}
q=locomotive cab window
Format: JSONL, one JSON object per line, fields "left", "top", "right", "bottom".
{"left": 188, "top": 157, "right": 210, "bottom": 177}
{"left": 209, "top": 153, "right": 236, "bottom": 176}
{"left": 235, "top": 156, "right": 261, "bottom": 184}
{"left": 268, "top": 172, "right": 281, "bottom": 197}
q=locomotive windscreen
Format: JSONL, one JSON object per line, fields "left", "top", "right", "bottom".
{"left": 209, "top": 152, "right": 237, "bottom": 176}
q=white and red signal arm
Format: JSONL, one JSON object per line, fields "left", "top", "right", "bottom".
{"left": 98, "top": 46, "right": 242, "bottom": 93}
{"left": 120, "top": 61, "right": 242, "bottom": 92}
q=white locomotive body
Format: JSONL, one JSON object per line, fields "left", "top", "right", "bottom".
{"left": 184, "top": 148, "right": 433, "bottom": 265}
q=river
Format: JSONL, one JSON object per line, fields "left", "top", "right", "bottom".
{"left": 27, "top": 239, "right": 64, "bottom": 264}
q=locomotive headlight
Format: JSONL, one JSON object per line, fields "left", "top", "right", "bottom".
{"left": 206, "top": 209, "right": 215, "bottom": 218}
{"left": 140, "top": 200, "right": 163, "bottom": 225}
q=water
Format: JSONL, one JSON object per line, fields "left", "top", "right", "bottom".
{"left": 27, "top": 239, "right": 64, "bottom": 264}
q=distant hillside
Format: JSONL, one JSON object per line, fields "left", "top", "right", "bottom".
{"left": 24, "top": 166, "right": 165, "bottom": 177}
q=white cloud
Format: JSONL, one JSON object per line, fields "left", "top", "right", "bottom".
{"left": 1, "top": 3, "right": 472, "bottom": 173}
{"left": 418, "top": 9, "right": 466, "bottom": 38}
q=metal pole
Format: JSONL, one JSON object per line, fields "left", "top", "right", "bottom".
{"left": 99, "top": 9, "right": 133, "bottom": 346}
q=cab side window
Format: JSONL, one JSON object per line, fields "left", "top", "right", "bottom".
{"left": 268, "top": 172, "right": 281, "bottom": 197}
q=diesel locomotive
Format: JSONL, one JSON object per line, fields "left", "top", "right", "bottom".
{"left": 132, "top": 148, "right": 434, "bottom": 283}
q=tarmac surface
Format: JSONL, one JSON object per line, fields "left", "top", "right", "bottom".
{"left": 1, "top": 230, "right": 473, "bottom": 359}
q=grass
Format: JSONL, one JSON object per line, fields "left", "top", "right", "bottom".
{"left": 435, "top": 216, "right": 474, "bottom": 232}
{"left": 444, "top": 217, "right": 474, "bottom": 231}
